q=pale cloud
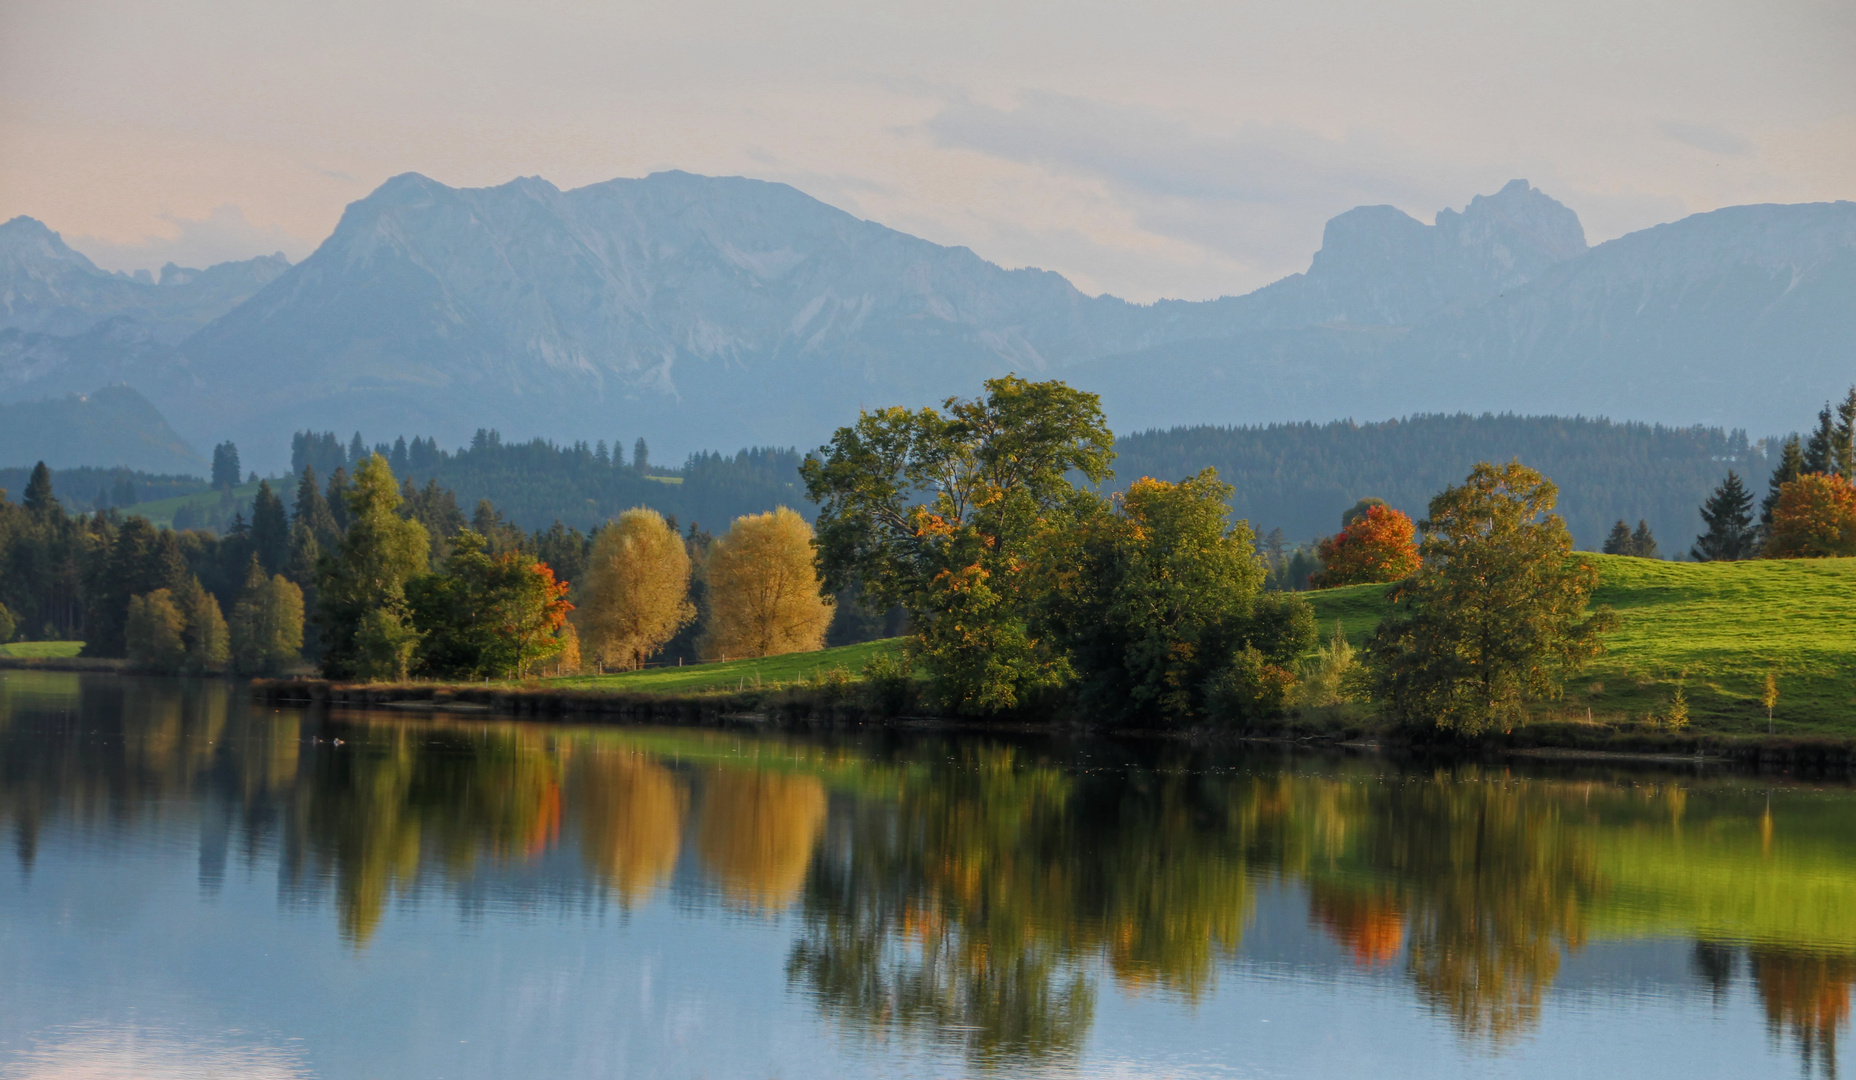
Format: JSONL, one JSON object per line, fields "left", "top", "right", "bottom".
{"left": 1656, "top": 121, "right": 1754, "bottom": 157}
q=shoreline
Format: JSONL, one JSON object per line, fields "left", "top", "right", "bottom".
{"left": 249, "top": 677, "right": 1856, "bottom": 772}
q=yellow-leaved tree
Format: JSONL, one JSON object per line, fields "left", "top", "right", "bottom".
{"left": 577, "top": 508, "right": 695, "bottom": 670}
{"left": 699, "top": 507, "right": 834, "bottom": 661}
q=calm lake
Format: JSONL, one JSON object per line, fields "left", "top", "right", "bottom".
{"left": 0, "top": 671, "right": 1849, "bottom": 1079}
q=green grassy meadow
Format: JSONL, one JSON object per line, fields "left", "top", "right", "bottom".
{"left": 1307, "top": 552, "right": 1856, "bottom": 737}
{"left": 128, "top": 477, "right": 268, "bottom": 529}
{"left": 0, "top": 641, "right": 85, "bottom": 659}
{"left": 543, "top": 637, "right": 906, "bottom": 694}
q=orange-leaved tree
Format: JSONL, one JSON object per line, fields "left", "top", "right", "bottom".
{"left": 1312, "top": 503, "right": 1420, "bottom": 587}
{"left": 1766, "top": 474, "right": 1856, "bottom": 558}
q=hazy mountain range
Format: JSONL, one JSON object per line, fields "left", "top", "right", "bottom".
{"left": 1, "top": 172, "right": 1850, "bottom": 472}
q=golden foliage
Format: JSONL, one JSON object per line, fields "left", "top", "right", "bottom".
{"left": 696, "top": 768, "right": 826, "bottom": 910}
{"left": 575, "top": 508, "right": 695, "bottom": 670}
{"left": 699, "top": 507, "right": 834, "bottom": 661}
{"left": 575, "top": 752, "right": 687, "bottom": 906}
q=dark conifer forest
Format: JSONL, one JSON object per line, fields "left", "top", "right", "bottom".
{"left": 1110, "top": 415, "right": 1764, "bottom": 549}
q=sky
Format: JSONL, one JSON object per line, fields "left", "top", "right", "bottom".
{"left": 1, "top": 0, "right": 1852, "bottom": 302}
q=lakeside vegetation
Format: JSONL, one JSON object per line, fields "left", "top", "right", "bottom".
{"left": 8, "top": 374, "right": 1856, "bottom": 747}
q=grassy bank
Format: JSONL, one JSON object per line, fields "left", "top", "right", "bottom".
{"left": 543, "top": 638, "right": 906, "bottom": 694}
{"left": 0, "top": 641, "right": 85, "bottom": 659}
{"left": 1306, "top": 552, "right": 1856, "bottom": 738}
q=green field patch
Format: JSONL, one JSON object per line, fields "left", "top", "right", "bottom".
{"left": 0, "top": 641, "right": 85, "bottom": 659}
{"left": 129, "top": 478, "right": 268, "bottom": 528}
{"left": 542, "top": 637, "right": 907, "bottom": 694}
{"left": 1306, "top": 553, "right": 1856, "bottom": 736}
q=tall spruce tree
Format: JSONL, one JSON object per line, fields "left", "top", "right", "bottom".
{"left": 250, "top": 480, "right": 290, "bottom": 574}
{"left": 1692, "top": 470, "right": 1757, "bottom": 561}
{"left": 23, "top": 463, "right": 55, "bottom": 515}
{"left": 1630, "top": 520, "right": 1659, "bottom": 559}
{"left": 211, "top": 442, "right": 241, "bottom": 489}
{"left": 1803, "top": 406, "right": 1836, "bottom": 475}
{"left": 1602, "top": 519, "right": 1634, "bottom": 555}
{"left": 292, "top": 466, "right": 339, "bottom": 548}
{"left": 1762, "top": 435, "right": 1805, "bottom": 528}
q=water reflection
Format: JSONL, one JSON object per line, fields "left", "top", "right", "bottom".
{"left": 0, "top": 672, "right": 1852, "bottom": 1076}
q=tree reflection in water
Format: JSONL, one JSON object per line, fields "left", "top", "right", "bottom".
{"left": 1, "top": 677, "right": 1855, "bottom": 1074}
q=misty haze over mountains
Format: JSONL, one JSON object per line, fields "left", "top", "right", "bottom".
{"left": 0, "top": 172, "right": 1851, "bottom": 472}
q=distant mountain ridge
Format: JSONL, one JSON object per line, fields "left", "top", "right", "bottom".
{"left": 0, "top": 175, "right": 1849, "bottom": 470}
{"left": 0, "top": 384, "right": 204, "bottom": 474}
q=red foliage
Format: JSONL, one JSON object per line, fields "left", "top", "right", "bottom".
{"left": 1767, "top": 474, "right": 1856, "bottom": 558}
{"left": 1311, "top": 504, "right": 1420, "bottom": 587}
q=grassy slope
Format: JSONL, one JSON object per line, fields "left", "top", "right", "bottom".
{"left": 543, "top": 638, "right": 905, "bottom": 694}
{"left": 0, "top": 641, "right": 85, "bottom": 659}
{"left": 128, "top": 477, "right": 267, "bottom": 528}
{"left": 1306, "top": 553, "right": 1856, "bottom": 736}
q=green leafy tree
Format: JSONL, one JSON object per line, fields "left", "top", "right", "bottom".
{"left": 1691, "top": 470, "right": 1758, "bottom": 561}
{"left": 1365, "top": 461, "right": 1616, "bottom": 737}
{"left": 175, "top": 574, "right": 230, "bottom": 673}
{"left": 125, "top": 588, "right": 186, "bottom": 670}
{"left": 230, "top": 555, "right": 306, "bottom": 675}
{"left": 316, "top": 454, "right": 430, "bottom": 681}
{"left": 802, "top": 376, "right": 1114, "bottom": 715}
{"left": 0, "top": 601, "right": 15, "bottom": 643}
{"left": 1035, "top": 470, "right": 1278, "bottom": 725}
{"left": 81, "top": 519, "right": 188, "bottom": 657}
{"left": 408, "top": 530, "right": 573, "bottom": 679}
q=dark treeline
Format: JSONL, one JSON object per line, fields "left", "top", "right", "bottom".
{"left": 0, "top": 465, "right": 209, "bottom": 513}
{"left": 292, "top": 429, "right": 809, "bottom": 535}
{"left": 1112, "top": 415, "right": 1765, "bottom": 552}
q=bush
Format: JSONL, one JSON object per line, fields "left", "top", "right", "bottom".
{"left": 1204, "top": 646, "right": 1297, "bottom": 727}
{"left": 861, "top": 650, "right": 917, "bottom": 716}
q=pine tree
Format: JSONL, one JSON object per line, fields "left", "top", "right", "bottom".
{"left": 1691, "top": 471, "right": 1757, "bottom": 561}
{"left": 347, "top": 432, "right": 367, "bottom": 466}
{"left": 633, "top": 438, "right": 650, "bottom": 475}
{"left": 1762, "top": 435, "right": 1805, "bottom": 529}
{"left": 211, "top": 442, "right": 241, "bottom": 489}
{"left": 325, "top": 466, "right": 351, "bottom": 534}
{"left": 23, "top": 462, "right": 55, "bottom": 515}
{"left": 1631, "top": 520, "right": 1659, "bottom": 559}
{"left": 1803, "top": 406, "right": 1835, "bottom": 475}
{"left": 292, "top": 466, "right": 340, "bottom": 547}
{"left": 1835, "top": 387, "right": 1856, "bottom": 478}
{"left": 250, "top": 480, "right": 290, "bottom": 574}
{"left": 1602, "top": 519, "right": 1633, "bottom": 555}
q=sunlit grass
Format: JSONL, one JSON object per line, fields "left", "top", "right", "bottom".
{"left": 0, "top": 640, "right": 85, "bottom": 659}
{"left": 542, "top": 638, "right": 906, "bottom": 694}
{"left": 1306, "top": 553, "right": 1856, "bottom": 736}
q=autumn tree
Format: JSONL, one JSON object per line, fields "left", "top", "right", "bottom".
{"left": 1691, "top": 470, "right": 1757, "bottom": 561}
{"left": 1366, "top": 461, "right": 1616, "bottom": 736}
{"left": 1034, "top": 470, "right": 1305, "bottom": 725}
{"left": 316, "top": 453, "right": 430, "bottom": 681}
{"left": 408, "top": 529, "right": 574, "bottom": 678}
{"left": 699, "top": 507, "right": 834, "bottom": 661}
{"left": 576, "top": 508, "right": 694, "bottom": 670}
{"left": 229, "top": 555, "right": 305, "bottom": 675}
{"left": 1311, "top": 502, "right": 1420, "bottom": 587}
{"left": 175, "top": 574, "right": 230, "bottom": 672}
{"left": 1765, "top": 473, "right": 1856, "bottom": 558}
{"left": 802, "top": 376, "right": 1113, "bottom": 714}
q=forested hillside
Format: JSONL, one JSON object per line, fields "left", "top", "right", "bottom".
{"left": 1112, "top": 415, "right": 1764, "bottom": 550}
{"left": 292, "top": 429, "right": 809, "bottom": 534}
